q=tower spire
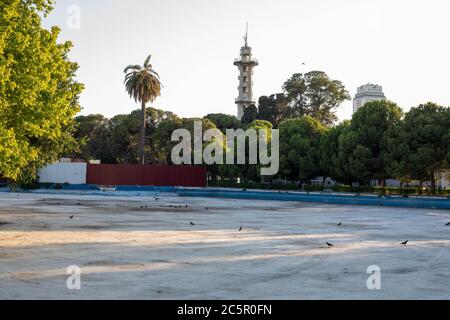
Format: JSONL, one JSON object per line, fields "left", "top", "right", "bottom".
{"left": 244, "top": 22, "right": 248, "bottom": 47}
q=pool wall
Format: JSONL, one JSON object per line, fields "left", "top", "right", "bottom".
{"left": 176, "top": 188, "right": 450, "bottom": 210}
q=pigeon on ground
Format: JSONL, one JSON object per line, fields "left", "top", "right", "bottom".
{"left": 69, "top": 216, "right": 74, "bottom": 219}
{"left": 190, "top": 221, "right": 195, "bottom": 226}
{"left": 326, "top": 242, "right": 334, "bottom": 248}
{"left": 205, "top": 207, "right": 209, "bottom": 210}
{"left": 239, "top": 226, "right": 243, "bottom": 232}
{"left": 446, "top": 222, "right": 450, "bottom": 226}
{"left": 155, "top": 198, "right": 160, "bottom": 201}
{"left": 337, "top": 222, "right": 342, "bottom": 226}
{"left": 401, "top": 240, "right": 408, "bottom": 246}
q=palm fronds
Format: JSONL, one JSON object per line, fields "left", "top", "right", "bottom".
{"left": 123, "top": 54, "right": 162, "bottom": 104}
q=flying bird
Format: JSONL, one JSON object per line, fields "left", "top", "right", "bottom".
{"left": 401, "top": 240, "right": 409, "bottom": 246}
{"left": 239, "top": 226, "right": 243, "bottom": 232}
{"left": 326, "top": 242, "right": 334, "bottom": 248}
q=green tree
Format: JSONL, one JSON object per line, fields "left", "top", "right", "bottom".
{"left": 124, "top": 54, "right": 162, "bottom": 164}
{"left": 257, "top": 94, "right": 288, "bottom": 127}
{"left": 384, "top": 102, "right": 450, "bottom": 188}
{"left": 108, "top": 113, "right": 139, "bottom": 164}
{"left": 339, "top": 100, "right": 403, "bottom": 185}
{"left": 279, "top": 116, "right": 327, "bottom": 182}
{"left": 283, "top": 71, "right": 350, "bottom": 126}
{"left": 219, "top": 120, "right": 273, "bottom": 183}
{"left": 0, "top": 0, "right": 83, "bottom": 183}
{"left": 73, "top": 115, "right": 112, "bottom": 163}
{"left": 204, "top": 113, "right": 240, "bottom": 133}
{"left": 106, "top": 107, "right": 178, "bottom": 164}
{"left": 152, "top": 115, "right": 183, "bottom": 164}
{"left": 319, "top": 120, "right": 351, "bottom": 182}
{"left": 241, "top": 104, "right": 258, "bottom": 124}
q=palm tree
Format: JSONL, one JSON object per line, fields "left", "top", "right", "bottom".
{"left": 124, "top": 54, "right": 162, "bottom": 164}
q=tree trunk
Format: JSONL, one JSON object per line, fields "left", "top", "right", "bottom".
{"left": 431, "top": 171, "right": 436, "bottom": 191}
{"left": 139, "top": 101, "right": 146, "bottom": 165}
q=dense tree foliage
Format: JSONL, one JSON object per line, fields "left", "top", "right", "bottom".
{"left": 384, "top": 102, "right": 450, "bottom": 187}
{"left": 338, "top": 101, "right": 403, "bottom": 185}
{"left": 282, "top": 71, "right": 350, "bottom": 126}
{"left": 254, "top": 71, "right": 349, "bottom": 128}
{"left": 256, "top": 94, "right": 288, "bottom": 127}
{"left": 203, "top": 113, "right": 240, "bottom": 133}
{"left": 0, "top": 0, "right": 83, "bottom": 183}
{"left": 74, "top": 107, "right": 180, "bottom": 165}
{"left": 241, "top": 104, "right": 258, "bottom": 124}
{"left": 279, "top": 116, "right": 327, "bottom": 182}
{"left": 73, "top": 99, "right": 449, "bottom": 189}
{"left": 319, "top": 121, "right": 351, "bottom": 183}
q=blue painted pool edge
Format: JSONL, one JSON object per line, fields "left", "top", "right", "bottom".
{"left": 1, "top": 185, "right": 448, "bottom": 209}
{"left": 176, "top": 188, "right": 450, "bottom": 210}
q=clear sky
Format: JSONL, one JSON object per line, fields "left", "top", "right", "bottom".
{"left": 43, "top": 0, "right": 450, "bottom": 122}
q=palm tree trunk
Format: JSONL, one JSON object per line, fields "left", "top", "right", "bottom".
{"left": 140, "top": 101, "right": 146, "bottom": 165}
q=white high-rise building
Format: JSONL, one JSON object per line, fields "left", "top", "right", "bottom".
{"left": 234, "top": 24, "right": 258, "bottom": 120}
{"left": 353, "top": 83, "right": 386, "bottom": 114}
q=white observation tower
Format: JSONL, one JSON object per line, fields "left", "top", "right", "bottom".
{"left": 234, "top": 23, "right": 259, "bottom": 120}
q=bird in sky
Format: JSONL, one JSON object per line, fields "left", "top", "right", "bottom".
{"left": 326, "top": 242, "right": 334, "bottom": 248}
{"left": 401, "top": 240, "right": 409, "bottom": 246}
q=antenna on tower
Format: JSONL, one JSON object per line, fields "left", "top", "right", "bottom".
{"left": 244, "top": 22, "right": 248, "bottom": 46}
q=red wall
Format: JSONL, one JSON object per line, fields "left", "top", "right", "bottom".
{"left": 86, "top": 164, "right": 207, "bottom": 187}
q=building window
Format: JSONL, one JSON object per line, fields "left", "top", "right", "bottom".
{"left": 243, "top": 76, "right": 247, "bottom": 83}
{"left": 243, "top": 66, "right": 249, "bottom": 72}
{"left": 243, "top": 86, "right": 247, "bottom": 93}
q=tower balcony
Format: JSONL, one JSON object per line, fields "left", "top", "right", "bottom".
{"left": 234, "top": 58, "right": 259, "bottom": 66}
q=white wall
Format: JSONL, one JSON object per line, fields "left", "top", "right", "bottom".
{"left": 38, "top": 162, "right": 87, "bottom": 185}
